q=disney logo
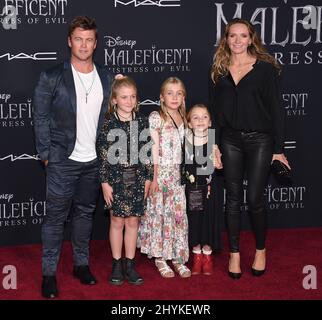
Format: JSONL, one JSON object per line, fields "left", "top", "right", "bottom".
{"left": 104, "top": 36, "right": 136, "bottom": 49}
{"left": 0, "top": 193, "right": 14, "bottom": 203}
{"left": 0, "top": 94, "right": 11, "bottom": 103}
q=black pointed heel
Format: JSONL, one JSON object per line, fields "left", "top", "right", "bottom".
{"left": 251, "top": 267, "right": 265, "bottom": 277}
{"left": 228, "top": 271, "right": 242, "bottom": 279}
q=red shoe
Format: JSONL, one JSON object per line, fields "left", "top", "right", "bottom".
{"left": 202, "top": 254, "right": 214, "bottom": 275}
{"left": 191, "top": 253, "right": 203, "bottom": 275}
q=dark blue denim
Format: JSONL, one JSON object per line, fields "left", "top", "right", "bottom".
{"left": 42, "top": 158, "right": 99, "bottom": 276}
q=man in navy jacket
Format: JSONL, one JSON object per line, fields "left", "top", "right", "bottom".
{"left": 33, "top": 16, "right": 112, "bottom": 298}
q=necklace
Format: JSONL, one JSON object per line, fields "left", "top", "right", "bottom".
{"left": 166, "top": 111, "right": 184, "bottom": 147}
{"left": 192, "top": 130, "right": 208, "bottom": 138}
{"left": 73, "top": 64, "right": 96, "bottom": 103}
{"left": 234, "top": 60, "right": 255, "bottom": 74}
{"left": 166, "top": 111, "right": 183, "bottom": 126}
{"left": 194, "top": 133, "right": 208, "bottom": 138}
{"left": 115, "top": 111, "right": 133, "bottom": 121}
{"left": 236, "top": 63, "right": 249, "bottom": 74}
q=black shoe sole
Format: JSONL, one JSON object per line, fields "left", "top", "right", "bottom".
{"left": 125, "top": 274, "right": 144, "bottom": 285}
{"left": 126, "top": 279, "right": 144, "bottom": 285}
{"left": 42, "top": 292, "right": 58, "bottom": 299}
{"left": 109, "top": 279, "right": 124, "bottom": 286}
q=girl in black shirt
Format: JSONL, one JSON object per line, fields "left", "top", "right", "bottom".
{"left": 185, "top": 104, "right": 220, "bottom": 276}
{"left": 210, "top": 18, "right": 291, "bottom": 279}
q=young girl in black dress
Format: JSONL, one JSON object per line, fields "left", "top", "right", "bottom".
{"left": 97, "top": 76, "right": 153, "bottom": 285}
{"left": 185, "top": 104, "right": 220, "bottom": 275}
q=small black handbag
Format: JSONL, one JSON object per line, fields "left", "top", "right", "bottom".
{"left": 186, "top": 184, "right": 208, "bottom": 212}
{"left": 271, "top": 160, "right": 291, "bottom": 179}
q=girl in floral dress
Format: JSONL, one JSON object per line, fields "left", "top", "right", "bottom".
{"left": 97, "top": 76, "right": 153, "bottom": 285}
{"left": 138, "top": 77, "right": 191, "bottom": 278}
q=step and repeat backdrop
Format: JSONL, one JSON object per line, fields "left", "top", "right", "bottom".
{"left": 1, "top": 0, "right": 321, "bottom": 246}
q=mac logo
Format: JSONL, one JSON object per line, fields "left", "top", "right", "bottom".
{"left": 0, "top": 52, "right": 57, "bottom": 61}
{"left": 114, "top": 0, "right": 181, "bottom": 8}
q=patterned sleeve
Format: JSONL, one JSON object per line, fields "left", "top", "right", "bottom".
{"left": 148, "top": 110, "right": 162, "bottom": 131}
{"left": 148, "top": 111, "right": 162, "bottom": 177}
{"left": 96, "top": 118, "right": 111, "bottom": 184}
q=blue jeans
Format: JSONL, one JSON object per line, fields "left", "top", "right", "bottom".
{"left": 42, "top": 158, "right": 99, "bottom": 276}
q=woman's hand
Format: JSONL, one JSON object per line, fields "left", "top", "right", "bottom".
{"left": 101, "top": 182, "right": 114, "bottom": 207}
{"left": 213, "top": 144, "right": 223, "bottom": 169}
{"left": 272, "top": 153, "right": 291, "bottom": 170}
{"left": 148, "top": 179, "right": 160, "bottom": 197}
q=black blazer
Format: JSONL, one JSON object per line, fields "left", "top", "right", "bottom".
{"left": 33, "top": 60, "right": 112, "bottom": 162}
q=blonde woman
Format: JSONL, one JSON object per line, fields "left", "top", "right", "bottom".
{"left": 209, "top": 18, "right": 290, "bottom": 279}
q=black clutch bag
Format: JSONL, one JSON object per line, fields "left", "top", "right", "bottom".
{"left": 271, "top": 160, "right": 291, "bottom": 179}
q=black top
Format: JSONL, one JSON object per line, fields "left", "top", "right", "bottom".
{"left": 185, "top": 137, "right": 214, "bottom": 187}
{"left": 209, "top": 60, "right": 285, "bottom": 153}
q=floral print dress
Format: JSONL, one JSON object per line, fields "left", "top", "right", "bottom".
{"left": 97, "top": 112, "right": 153, "bottom": 217}
{"left": 138, "top": 111, "right": 189, "bottom": 263}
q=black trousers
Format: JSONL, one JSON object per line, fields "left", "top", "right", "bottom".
{"left": 221, "top": 128, "right": 273, "bottom": 253}
{"left": 42, "top": 158, "right": 99, "bottom": 276}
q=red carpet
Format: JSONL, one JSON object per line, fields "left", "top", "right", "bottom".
{"left": 0, "top": 228, "right": 321, "bottom": 300}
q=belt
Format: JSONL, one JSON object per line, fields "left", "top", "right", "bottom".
{"left": 240, "top": 130, "right": 259, "bottom": 135}
{"left": 224, "top": 127, "right": 259, "bottom": 135}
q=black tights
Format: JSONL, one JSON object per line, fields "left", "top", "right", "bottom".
{"left": 221, "top": 128, "right": 273, "bottom": 253}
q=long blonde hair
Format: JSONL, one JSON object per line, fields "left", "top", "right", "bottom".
{"left": 107, "top": 76, "right": 139, "bottom": 116}
{"left": 211, "top": 18, "right": 280, "bottom": 84}
{"left": 159, "top": 77, "right": 187, "bottom": 127}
